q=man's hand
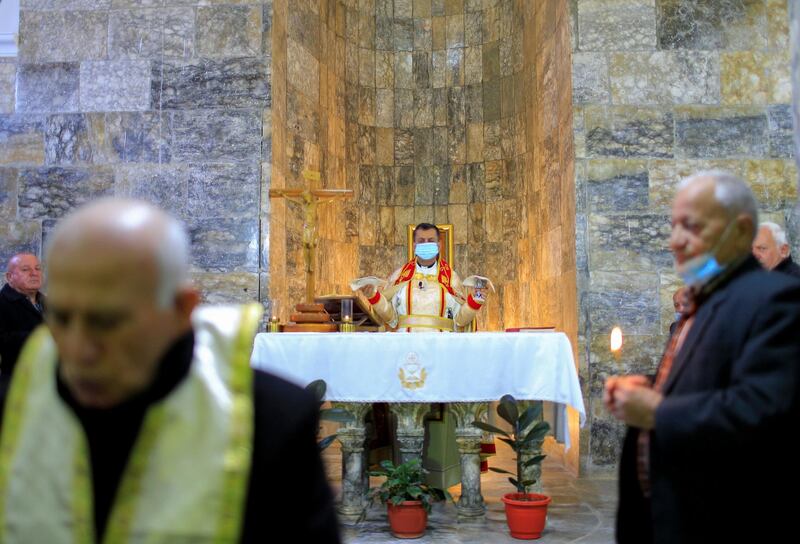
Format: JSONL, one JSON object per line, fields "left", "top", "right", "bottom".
{"left": 606, "top": 376, "right": 662, "bottom": 430}
{"left": 604, "top": 374, "right": 650, "bottom": 413}
{"left": 472, "top": 288, "right": 488, "bottom": 304}
{"left": 359, "top": 284, "right": 377, "bottom": 299}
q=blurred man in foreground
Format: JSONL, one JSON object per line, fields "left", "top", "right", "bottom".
{"left": 605, "top": 171, "right": 800, "bottom": 543}
{"left": 0, "top": 199, "right": 340, "bottom": 543}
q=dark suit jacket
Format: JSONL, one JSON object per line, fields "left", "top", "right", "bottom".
{"left": 774, "top": 255, "right": 800, "bottom": 278}
{"left": 617, "top": 257, "right": 800, "bottom": 544}
{"left": 0, "top": 283, "right": 44, "bottom": 384}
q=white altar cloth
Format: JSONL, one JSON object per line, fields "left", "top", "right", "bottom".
{"left": 250, "top": 331, "right": 585, "bottom": 448}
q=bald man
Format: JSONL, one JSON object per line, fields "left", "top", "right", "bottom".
{"left": 0, "top": 253, "right": 45, "bottom": 392}
{"left": 0, "top": 199, "right": 340, "bottom": 543}
{"left": 605, "top": 171, "right": 800, "bottom": 543}
{"left": 752, "top": 222, "right": 800, "bottom": 278}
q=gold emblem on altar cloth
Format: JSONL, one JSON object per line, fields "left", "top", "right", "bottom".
{"left": 398, "top": 352, "right": 427, "bottom": 390}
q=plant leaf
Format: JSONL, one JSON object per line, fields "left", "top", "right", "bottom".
{"left": 317, "top": 434, "right": 338, "bottom": 451}
{"left": 319, "top": 408, "right": 353, "bottom": 423}
{"left": 523, "top": 454, "right": 547, "bottom": 467}
{"left": 488, "top": 467, "right": 514, "bottom": 475}
{"left": 523, "top": 422, "right": 551, "bottom": 443}
{"left": 517, "top": 405, "right": 539, "bottom": 435}
{"left": 305, "top": 379, "right": 326, "bottom": 403}
{"left": 497, "top": 437, "right": 516, "bottom": 450}
{"left": 497, "top": 395, "right": 519, "bottom": 427}
{"left": 472, "top": 420, "right": 511, "bottom": 437}
{"left": 522, "top": 402, "right": 543, "bottom": 423}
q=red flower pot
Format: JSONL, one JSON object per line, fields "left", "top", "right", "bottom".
{"left": 386, "top": 500, "right": 428, "bottom": 539}
{"left": 501, "top": 492, "right": 551, "bottom": 540}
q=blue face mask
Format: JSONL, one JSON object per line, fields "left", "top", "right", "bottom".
{"left": 415, "top": 242, "right": 439, "bottom": 260}
{"left": 675, "top": 220, "right": 735, "bottom": 287}
{"left": 674, "top": 311, "right": 682, "bottom": 322}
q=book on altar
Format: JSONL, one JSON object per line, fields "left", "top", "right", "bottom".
{"left": 505, "top": 326, "right": 556, "bottom": 332}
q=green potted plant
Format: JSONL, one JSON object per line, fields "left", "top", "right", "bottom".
{"left": 363, "top": 458, "right": 452, "bottom": 539}
{"left": 473, "top": 394, "right": 551, "bottom": 540}
{"left": 305, "top": 379, "right": 351, "bottom": 450}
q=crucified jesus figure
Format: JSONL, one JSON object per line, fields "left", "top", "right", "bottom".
{"left": 269, "top": 187, "right": 353, "bottom": 303}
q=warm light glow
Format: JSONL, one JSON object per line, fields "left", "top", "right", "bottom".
{"left": 610, "top": 327, "right": 623, "bottom": 352}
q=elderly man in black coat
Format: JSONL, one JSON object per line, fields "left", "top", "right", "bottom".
{"left": 605, "top": 171, "right": 800, "bottom": 544}
{"left": 752, "top": 221, "right": 800, "bottom": 278}
{"left": 0, "top": 253, "right": 45, "bottom": 394}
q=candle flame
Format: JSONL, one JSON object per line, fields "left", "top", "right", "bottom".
{"left": 610, "top": 327, "right": 623, "bottom": 352}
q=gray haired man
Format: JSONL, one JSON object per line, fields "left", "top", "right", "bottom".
{"left": 0, "top": 199, "right": 340, "bottom": 543}
{"left": 605, "top": 171, "right": 800, "bottom": 544}
{"left": 752, "top": 221, "right": 800, "bottom": 278}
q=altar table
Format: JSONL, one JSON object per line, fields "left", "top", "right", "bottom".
{"left": 251, "top": 331, "right": 585, "bottom": 520}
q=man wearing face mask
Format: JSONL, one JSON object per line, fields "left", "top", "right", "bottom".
{"left": 359, "top": 223, "right": 487, "bottom": 332}
{"left": 604, "top": 171, "right": 800, "bottom": 544}
{"left": 356, "top": 223, "right": 491, "bottom": 480}
{"left": 667, "top": 287, "right": 689, "bottom": 336}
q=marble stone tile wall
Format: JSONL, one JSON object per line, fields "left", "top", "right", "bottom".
{"left": 571, "top": 0, "right": 797, "bottom": 470}
{"left": 0, "top": 1, "right": 274, "bottom": 307}
{"left": 792, "top": 1, "right": 800, "bottom": 179}
{"left": 311, "top": 0, "right": 574, "bottom": 335}
{"left": 525, "top": 0, "right": 579, "bottom": 472}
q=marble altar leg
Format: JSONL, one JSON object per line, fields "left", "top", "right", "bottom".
{"left": 388, "top": 403, "right": 431, "bottom": 465}
{"left": 332, "top": 403, "right": 371, "bottom": 522}
{"left": 449, "top": 402, "right": 488, "bottom": 518}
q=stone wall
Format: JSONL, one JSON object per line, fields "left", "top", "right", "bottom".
{"left": 271, "top": 0, "right": 577, "bottom": 341}
{"left": 0, "top": 0, "right": 273, "bottom": 307}
{"left": 571, "top": 0, "right": 798, "bottom": 470}
{"left": 526, "top": 0, "right": 579, "bottom": 470}
{"left": 792, "top": 0, "right": 800, "bottom": 173}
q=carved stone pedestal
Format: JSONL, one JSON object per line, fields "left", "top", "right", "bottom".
{"left": 450, "top": 402, "right": 488, "bottom": 518}
{"left": 332, "top": 403, "right": 371, "bottom": 523}
{"left": 389, "top": 403, "right": 430, "bottom": 465}
{"left": 333, "top": 401, "right": 491, "bottom": 522}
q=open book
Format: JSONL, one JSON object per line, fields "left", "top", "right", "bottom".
{"left": 461, "top": 275, "right": 496, "bottom": 292}
{"left": 349, "top": 276, "right": 387, "bottom": 291}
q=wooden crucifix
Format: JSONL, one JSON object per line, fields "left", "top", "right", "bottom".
{"left": 269, "top": 172, "right": 353, "bottom": 303}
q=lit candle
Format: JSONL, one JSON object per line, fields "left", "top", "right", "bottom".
{"left": 268, "top": 300, "right": 281, "bottom": 332}
{"left": 610, "top": 326, "right": 623, "bottom": 361}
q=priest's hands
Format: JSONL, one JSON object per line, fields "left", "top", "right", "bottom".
{"left": 604, "top": 375, "right": 662, "bottom": 430}
{"left": 359, "top": 284, "right": 377, "bottom": 299}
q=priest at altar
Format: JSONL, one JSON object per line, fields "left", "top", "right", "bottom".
{"left": 356, "top": 223, "right": 489, "bottom": 332}
{"left": 354, "top": 222, "right": 493, "bottom": 487}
